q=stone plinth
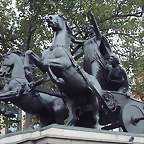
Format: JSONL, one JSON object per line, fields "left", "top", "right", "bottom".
{"left": 0, "top": 124, "right": 144, "bottom": 144}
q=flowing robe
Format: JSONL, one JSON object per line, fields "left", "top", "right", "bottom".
{"left": 83, "top": 35, "right": 114, "bottom": 89}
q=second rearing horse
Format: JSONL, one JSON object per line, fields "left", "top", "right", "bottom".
{"left": 24, "top": 14, "right": 103, "bottom": 129}
{"left": 0, "top": 50, "right": 68, "bottom": 126}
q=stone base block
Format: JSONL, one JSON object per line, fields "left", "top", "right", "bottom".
{"left": 0, "top": 124, "right": 143, "bottom": 144}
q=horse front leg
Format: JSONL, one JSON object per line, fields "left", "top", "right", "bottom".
{"left": 24, "top": 50, "right": 46, "bottom": 73}
{"left": 0, "top": 81, "right": 26, "bottom": 99}
{"left": 43, "top": 58, "right": 66, "bottom": 84}
{"left": 0, "top": 91, "right": 19, "bottom": 100}
{"left": 64, "top": 97, "right": 77, "bottom": 126}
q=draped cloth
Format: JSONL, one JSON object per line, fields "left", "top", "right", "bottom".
{"left": 83, "top": 35, "right": 114, "bottom": 89}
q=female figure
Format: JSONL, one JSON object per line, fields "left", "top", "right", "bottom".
{"left": 72, "top": 11, "right": 114, "bottom": 89}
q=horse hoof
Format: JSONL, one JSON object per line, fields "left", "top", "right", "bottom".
{"left": 65, "top": 117, "right": 77, "bottom": 126}
{"left": 94, "top": 124, "right": 101, "bottom": 130}
{"left": 65, "top": 120, "right": 72, "bottom": 126}
{"left": 65, "top": 123, "right": 70, "bottom": 126}
{"left": 65, "top": 119, "right": 73, "bottom": 126}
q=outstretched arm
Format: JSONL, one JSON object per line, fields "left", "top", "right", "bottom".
{"left": 71, "top": 36, "right": 85, "bottom": 44}
{"left": 87, "top": 10, "right": 101, "bottom": 40}
{"left": 71, "top": 42, "right": 83, "bottom": 55}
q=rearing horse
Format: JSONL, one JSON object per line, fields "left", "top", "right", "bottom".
{"left": 24, "top": 14, "right": 103, "bottom": 129}
{"left": 0, "top": 50, "right": 68, "bottom": 126}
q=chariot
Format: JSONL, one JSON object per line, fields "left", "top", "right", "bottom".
{"left": 0, "top": 11, "right": 143, "bottom": 135}
{"left": 76, "top": 90, "right": 144, "bottom": 134}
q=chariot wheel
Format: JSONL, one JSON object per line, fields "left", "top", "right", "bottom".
{"left": 120, "top": 102, "right": 144, "bottom": 134}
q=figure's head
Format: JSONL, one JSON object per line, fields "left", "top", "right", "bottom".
{"left": 86, "top": 25, "right": 95, "bottom": 37}
{"left": 108, "top": 55, "right": 120, "bottom": 65}
{"left": 45, "top": 14, "right": 66, "bottom": 31}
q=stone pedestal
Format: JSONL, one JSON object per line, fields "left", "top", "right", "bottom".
{"left": 0, "top": 124, "right": 144, "bottom": 144}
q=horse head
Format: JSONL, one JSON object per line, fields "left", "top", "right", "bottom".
{"left": 0, "top": 50, "right": 24, "bottom": 77}
{"left": 0, "top": 50, "right": 13, "bottom": 77}
{"left": 45, "top": 13, "right": 68, "bottom": 32}
{"left": 45, "top": 13, "right": 72, "bottom": 50}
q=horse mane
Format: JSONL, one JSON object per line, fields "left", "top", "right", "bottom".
{"left": 58, "top": 14, "right": 73, "bottom": 47}
{"left": 65, "top": 22, "right": 73, "bottom": 38}
{"left": 2, "top": 49, "right": 24, "bottom": 60}
{"left": 28, "top": 60, "right": 37, "bottom": 81}
{"left": 5, "top": 49, "right": 37, "bottom": 81}
{"left": 13, "top": 49, "right": 24, "bottom": 57}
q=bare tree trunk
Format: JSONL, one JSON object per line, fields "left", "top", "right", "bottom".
{"left": 23, "top": 113, "right": 33, "bottom": 130}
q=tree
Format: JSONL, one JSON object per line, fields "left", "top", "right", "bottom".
{"left": 0, "top": 0, "right": 143, "bottom": 130}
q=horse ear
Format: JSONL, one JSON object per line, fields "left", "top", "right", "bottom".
{"left": 7, "top": 49, "right": 11, "bottom": 55}
{"left": 58, "top": 14, "right": 67, "bottom": 20}
{"left": 12, "top": 49, "right": 23, "bottom": 55}
{"left": 17, "top": 50, "right": 22, "bottom": 55}
{"left": 2, "top": 49, "right": 11, "bottom": 57}
{"left": 12, "top": 49, "right": 17, "bottom": 53}
{"left": 62, "top": 15, "right": 67, "bottom": 20}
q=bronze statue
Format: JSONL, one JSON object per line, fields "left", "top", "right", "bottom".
{"left": 72, "top": 11, "right": 114, "bottom": 90}
{"left": 24, "top": 13, "right": 103, "bottom": 129}
{"left": 0, "top": 11, "right": 143, "bottom": 134}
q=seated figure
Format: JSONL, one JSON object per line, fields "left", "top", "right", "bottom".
{"left": 105, "top": 56, "right": 129, "bottom": 93}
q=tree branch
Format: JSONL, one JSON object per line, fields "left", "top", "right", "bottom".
{"left": 117, "top": 11, "right": 143, "bottom": 18}
{"left": 74, "top": 51, "right": 84, "bottom": 60}
{"left": 72, "top": 23, "right": 84, "bottom": 38}
{"left": 100, "top": 10, "right": 143, "bottom": 23}
{"left": 71, "top": 43, "right": 83, "bottom": 55}
{"left": 0, "top": 23, "right": 7, "bottom": 54}
{"left": 106, "top": 32, "right": 132, "bottom": 37}
{"left": 113, "top": 50, "right": 128, "bottom": 57}
{"left": 24, "top": 3, "right": 42, "bottom": 51}
{"left": 74, "top": 29, "right": 84, "bottom": 37}
{"left": 24, "top": 24, "right": 37, "bottom": 50}
{"left": 7, "top": 38, "right": 23, "bottom": 48}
